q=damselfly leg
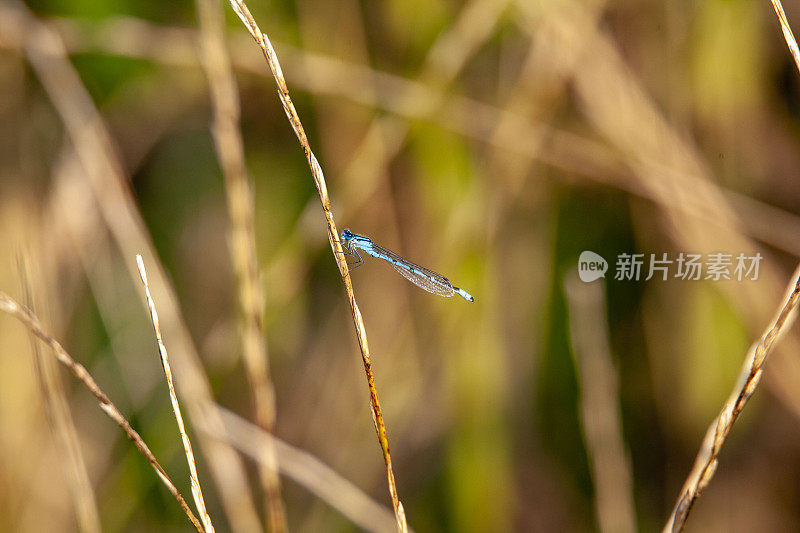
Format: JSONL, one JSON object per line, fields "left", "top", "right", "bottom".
{"left": 335, "top": 240, "right": 364, "bottom": 269}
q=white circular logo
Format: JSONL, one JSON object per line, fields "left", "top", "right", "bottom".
{"left": 578, "top": 251, "right": 608, "bottom": 282}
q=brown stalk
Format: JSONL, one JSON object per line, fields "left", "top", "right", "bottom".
{"left": 136, "top": 256, "right": 215, "bottom": 533}
{"left": 664, "top": 265, "right": 800, "bottom": 532}
{"left": 193, "top": 0, "right": 286, "bottom": 528}
{"left": 769, "top": 0, "right": 800, "bottom": 76}
{"left": 225, "top": 0, "right": 407, "bottom": 529}
{"left": 0, "top": 291, "right": 204, "bottom": 533}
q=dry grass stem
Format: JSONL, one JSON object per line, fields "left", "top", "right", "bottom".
{"left": 198, "top": 405, "right": 405, "bottom": 533}
{"left": 136, "top": 256, "right": 215, "bottom": 533}
{"left": 225, "top": 0, "right": 407, "bottom": 529}
{"left": 0, "top": 291, "right": 204, "bottom": 533}
{"left": 664, "top": 264, "right": 800, "bottom": 532}
{"left": 565, "top": 276, "right": 637, "bottom": 533}
{"left": 0, "top": 4, "right": 264, "bottom": 529}
{"left": 194, "top": 0, "right": 286, "bottom": 528}
{"left": 769, "top": 0, "right": 800, "bottom": 76}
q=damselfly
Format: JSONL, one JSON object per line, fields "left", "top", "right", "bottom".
{"left": 340, "top": 229, "right": 475, "bottom": 302}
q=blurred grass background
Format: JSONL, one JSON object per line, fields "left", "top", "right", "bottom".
{"left": 3, "top": 0, "right": 800, "bottom": 531}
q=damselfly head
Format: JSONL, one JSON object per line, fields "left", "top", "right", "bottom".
{"left": 341, "top": 229, "right": 354, "bottom": 241}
